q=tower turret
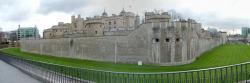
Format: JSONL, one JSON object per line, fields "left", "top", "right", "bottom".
{"left": 102, "top": 9, "right": 108, "bottom": 17}
{"left": 135, "top": 14, "right": 140, "bottom": 27}
{"left": 71, "top": 15, "right": 76, "bottom": 23}
{"left": 120, "top": 8, "right": 126, "bottom": 16}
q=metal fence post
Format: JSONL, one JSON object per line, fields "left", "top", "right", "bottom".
{"left": 225, "top": 67, "right": 228, "bottom": 83}
{"left": 241, "top": 64, "right": 243, "bottom": 81}
{"left": 220, "top": 68, "right": 223, "bottom": 82}
{"left": 173, "top": 73, "right": 176, "bottom": 83}
{"left": 231, "top": 66, "right": 234, "bottom": 82}
{"left": 167, "top": 73, "right": 170, "bottom": 83}
{"left": 185, "top": 72, "right": 188, "bottom": 83}
{"left": 203, "top": 70, "right": 206, "bottom": 83}
{"left": 215, "top": 69, "right": 218, "bottom": 83}
{"left": 191, "top": 72, "right": 194, "bottom": 83}
{"left": 236, "top": 65, "right": 238, "bottom": 82}
{"left": 246, "top": 64, "right": 248, "bottom": 83}
{"left": 179, "top": 72, "right": 182, "bottom": 83}
{"left": 197, "top": 71, "right": 200, "bottom": 83}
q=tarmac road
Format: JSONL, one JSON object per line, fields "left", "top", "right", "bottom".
{"left": 0, "top": 60, "right": 41, "bottom": 83}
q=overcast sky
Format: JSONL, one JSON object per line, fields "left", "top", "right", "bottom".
{"left": 0, "top": 0, "right": 249, "bottom": 35}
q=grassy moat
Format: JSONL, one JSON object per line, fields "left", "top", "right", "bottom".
{"left": 1, "top": 44, "right": 250, "bottom": 72}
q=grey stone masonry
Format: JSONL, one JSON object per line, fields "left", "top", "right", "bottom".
{"left": 21, "top": 20, "right": 227, "bottom": 66}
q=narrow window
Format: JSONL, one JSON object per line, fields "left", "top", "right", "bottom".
{"left": 109, "top": 22, "right": 112, "bottom": 25}
{"left": 155, "top": 38, "right": 159, "bottom": 42}
{"left": 70, "top": 39, "right": 73, "bottom": 47}
{"left": 165, "top": 38, "right": 170, "bottom": 42}
{"left": 95, "top": 31, "right": 98, "bottom": 34}
{"left": 176, "top": 38, "right": 180, "bottom": 42}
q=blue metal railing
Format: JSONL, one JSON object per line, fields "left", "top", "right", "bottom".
{"left": 0, "top": 53, "right": 249, "bottom": 83}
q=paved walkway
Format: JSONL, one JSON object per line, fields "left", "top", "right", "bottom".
{"left": 0, "top": 60, "right": 41, "bottom": 83}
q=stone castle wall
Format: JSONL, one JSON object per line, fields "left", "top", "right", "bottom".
{"left": 21, "top": 22, "right": 226, "bottom": 66}
{"left": 21, "top": 24, "right": 153, "bottom": 64}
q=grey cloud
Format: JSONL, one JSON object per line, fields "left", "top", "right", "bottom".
{"left": 38, "top": 0, "right": 90, "bottom": 14}
{"left": 0, "top": 0, "right": 34, "bottom": 21}
{"left": 6, "top": 10, "right": 31, "bottom": 21}
{"left": 205, "top": 18, "right": 250, "bottom": 29}
{"left": 175, "top": 9, "right": 247, "bottom": 29}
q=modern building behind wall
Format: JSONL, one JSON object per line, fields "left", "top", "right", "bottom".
{"left": 208, "top": 28, "right": 218, "bottom": 34}
{"left": 242, "top": 27, "right": 250, "bottom": 38}
{"left": 0, "top": 31, "right": 6, "bottom": 43}
{"left": 17, "top": 25, "right": 40, "bottom": 40}
{"left": 0, "top": 31, "right": 17, "bottom": 48}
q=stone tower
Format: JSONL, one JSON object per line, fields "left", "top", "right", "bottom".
{"left": 135, "top": 14, "right": 140, "bottom": 27}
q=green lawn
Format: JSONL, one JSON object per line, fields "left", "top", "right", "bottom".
{"left": 1, "top": 44, "right": 250, "bottom": 72}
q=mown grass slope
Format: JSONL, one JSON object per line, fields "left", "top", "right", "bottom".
{"left": 1, "top": 44, "right": 250, "bottom": 72}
